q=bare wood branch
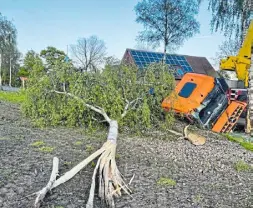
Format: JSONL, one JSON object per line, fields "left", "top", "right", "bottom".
{"left": 121, "top": 98, "right": 142, "bottom": 118}
{"left": 53, "top": 90, "right": 111, "bottom": 123}
{"left": 168, "top": 129, "right": 183, "bottom": 136}
{"left": 121, "top": 100, "right": 130, "bottom": 118}
{"left": 34, "top": 157, "right": 59, "bottom": 208}
{"left": 52, "top": 143, "right": 110, "bottom": 189}
{"left": 86, "top": 155, "right": 102, "bottom": 208}
{"left": 70, "top": 36, "right": 106, "bottom": 72}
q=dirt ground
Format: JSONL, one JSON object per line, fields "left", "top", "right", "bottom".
{"left": 0, "top": 101, "right": 252, "bottom": 208}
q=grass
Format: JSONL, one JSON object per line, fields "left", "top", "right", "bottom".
{"left": 31, "top": 140, "right": 54, "bottom": 153}
{"left": 0, "top": 91, "right": 25, "bottom": 103}
{"left": 74, "top": 141, "right": 83, "bottom": 146}
{"left": 0, "top": 137, "right": 10, "bottom": 141}
{"left": 38, "top": 146, "right": 55, "bottom": 153}
{"left": 31, "top": 140, "right": 45, "bottom": 147}
{"left": 63, "top": 161, "right": 72, "bottom": 166}
{"left": 193, "top": 194, "right": 204, "bottom": 203}
{"left": 86, "top": 144, "right": 95, "bottom": 154}
{"left": 224, "top": 134, "right": 253, "bottom": 152}
{"left": 91, "top": 161, "right": 96, "bottom": 168}
{"left": 234, "top": 160, "right": 252, "bottom": 172}
{"left": 156, "top": 177, "right": 176, "bottom": 187}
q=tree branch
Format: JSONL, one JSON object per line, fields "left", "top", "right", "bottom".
{"left": 121, "top": 100, "right": 130, "bottom": 118}
{"left": 121, "top": 98, "right": 142, "bottom": 118}
{"left": 34, "top": 157, "right": 59, "bottom": 208}
{"left": 53, "top": 90, "right": 111, "bottom": 123}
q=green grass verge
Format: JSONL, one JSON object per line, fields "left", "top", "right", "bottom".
{"left": 0, "top": 91, "right": 25, "bottom": 103}
{"left": 224, "top": 134, "right": 253, "bottom": 152}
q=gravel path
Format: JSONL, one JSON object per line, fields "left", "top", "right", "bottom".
{"left": 0, "top": 101, "right": 252, "bottom": 208}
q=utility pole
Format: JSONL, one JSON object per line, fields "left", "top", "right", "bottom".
{"left": 9, "top": 56, "right": 12, "bottom": 87}
{"left": 0, "top": 53, "right": 2, "bottom": 90}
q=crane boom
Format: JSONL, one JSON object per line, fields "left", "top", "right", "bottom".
{"left": 220, "top": 20, "right": 253, "bottom": 87}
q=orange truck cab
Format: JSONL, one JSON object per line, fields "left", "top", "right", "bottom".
{"left": 162, "top": 73, "right": 246, "bottom": 132}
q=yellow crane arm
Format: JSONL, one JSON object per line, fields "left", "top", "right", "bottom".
{"left": 220, "top": 20, "right": 253, "bottom": 87}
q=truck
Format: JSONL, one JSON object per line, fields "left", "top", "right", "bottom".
{"left": 161, "top": 72, "right": 247, "bottom": 133}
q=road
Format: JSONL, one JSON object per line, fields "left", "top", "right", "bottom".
{"left": 1, "top": 85, "right": 20, "bottom": 92}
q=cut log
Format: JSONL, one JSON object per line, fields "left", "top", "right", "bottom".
{"left": 184, "top": 125, "right": 206, "bottom": 146}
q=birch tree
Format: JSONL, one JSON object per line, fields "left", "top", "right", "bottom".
{"left": 23, "top": 62, "right": 175, "bottom": 207}
{"left": 206, "top": 0, "right": 252, "bottom": 43}
{"left": 135, "top": 0, "right": 200, "bottom": 59}
{"left": 0, "top": 12, "right": 18, "bottom": 88}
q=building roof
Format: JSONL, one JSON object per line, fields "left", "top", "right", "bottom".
{"left": 122, "top": 48, "right": 217, "bottom": 79}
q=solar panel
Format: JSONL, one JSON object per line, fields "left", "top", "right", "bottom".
{"left": 129, "top": 49, "right": 193, "bottom": 77}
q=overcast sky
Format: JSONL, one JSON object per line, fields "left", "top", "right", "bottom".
{"left": 1, "top": 0, "right": 225, "bottom": 68}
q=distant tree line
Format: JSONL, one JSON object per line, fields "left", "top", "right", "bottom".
{"left": 1, "top": 0, "right": 250, "bottom": 89}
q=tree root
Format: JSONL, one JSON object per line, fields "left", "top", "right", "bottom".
{"left": 34, "top": 142, "right": 131, "bottom": 208}
{"left": 34, "top": 157, "right": 59, "bottom": 208}
{"left": 86, "top": 142, "right": 131, "bottom": 208}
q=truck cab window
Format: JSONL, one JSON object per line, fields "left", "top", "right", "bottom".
{"left": 179, "top": 82, "right": 196, "bottom": 98}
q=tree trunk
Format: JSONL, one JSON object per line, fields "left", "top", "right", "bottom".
{"left": 34, "top": 157, "right": 59, "bottom": 208}
{"left": 163, "top": 41, "right": 167, "bottom": 64}
{"left": 34, "top": 120, "right": 131, "bottom": 208}
{"left": 9, "top": 57, "right": 12, "bottom": 87}
{"left": 0, "top": 54, "right": 2, "bottom": 90}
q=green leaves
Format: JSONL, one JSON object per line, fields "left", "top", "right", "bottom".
{"left": 23, "top": 61, "right": 175, "bottom": 134}
{"left": 18, "top": 50, "right": 45, "bottom": 78}
{"left": 18, "top": 67, "right": 29, "bottom": 77}
{"left": 40, "top": 46, "right": 68, "bottom": 69}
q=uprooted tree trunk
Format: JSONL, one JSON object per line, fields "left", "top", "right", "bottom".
{"left": 34, "top": 91, "right": 132, "bottom": 208}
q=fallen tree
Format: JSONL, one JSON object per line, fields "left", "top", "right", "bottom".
{"left": 23, "top": 62, "right": 176, "bottom": 207}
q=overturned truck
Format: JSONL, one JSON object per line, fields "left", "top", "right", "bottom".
{"left": 162, "top": 73, "right": 247, "bottom": 133}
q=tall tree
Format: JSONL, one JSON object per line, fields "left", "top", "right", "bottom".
{"left": 70, "top": 35, "right": 107, "bottom": 72}
{"left": 18, "top": 50, "right": 44, "bottom": 77}
{"left": 24, "top": 50, "right": 42, "bottom": 71}
{"left": 40, "top": 46, "right": 67, "bottom": 69}
{"left": 135, "top": 0, "right": 200, "bottom": 59}
{"left": 206, "top": 0, "right": 253, "bottom": 43}
{"left": 104, "top": 56, "right": 121, "bottom": 66}
{"left": 0, "top": 12, "right": 18, "bottom": 88}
